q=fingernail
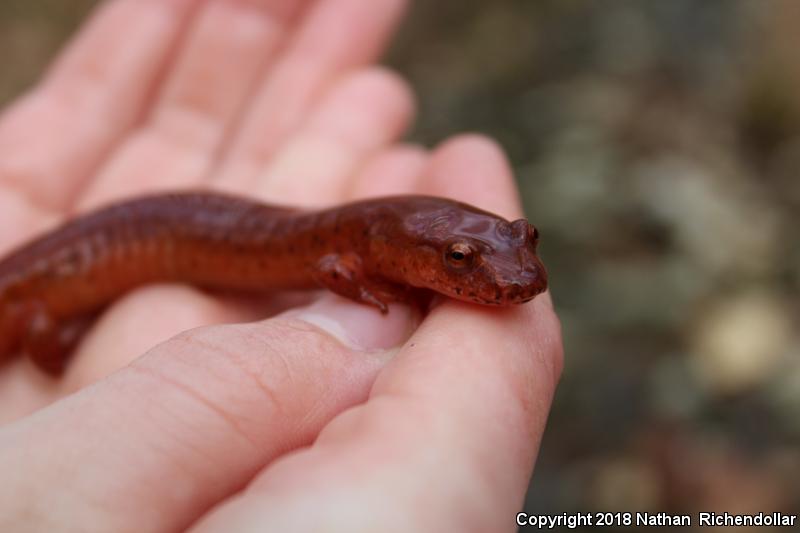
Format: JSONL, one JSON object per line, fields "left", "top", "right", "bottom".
{"left": 290, "top": 295, "right": 417, "bottom": 351}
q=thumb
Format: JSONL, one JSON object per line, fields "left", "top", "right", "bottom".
{"left": 0, "top": 296, "right": 414, "bottom": 533}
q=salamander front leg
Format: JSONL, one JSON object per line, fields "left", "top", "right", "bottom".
{"left": 313, "top": 253, "right": 410, "bottom": 313}
{"left": 23, "top": 306, "right": 95, "bottom": 375}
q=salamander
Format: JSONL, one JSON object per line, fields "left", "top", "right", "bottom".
{"left": 0, "top": 192, "right": 547, "bottom": 374}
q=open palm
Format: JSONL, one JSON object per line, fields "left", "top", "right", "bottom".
{"left": 0, "top": 1, "right": 562, "bottom": 531}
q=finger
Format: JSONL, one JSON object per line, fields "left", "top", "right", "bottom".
{"left": 216, "top": 0, "right": 408, "bottom": 187}
{"left": 348, "top": 143, "right": 428, "bottom": 199}
{"left": 0, "top": 0, "right": 201, "bottom": 212}
{"left": 76, "top": 132, "right": 213, "bottom": 209}
{"left": 152, "top": 0, "right": 306, "bottom": 147}
{"left": 0, "top": 189, "right": 59, "bottom": 254}
{"left": 60, "top": 285, "right": 261, "bottom": 390}
{"left": 77, "top": 0, "right": 310, "bottom": 208}
{"left": 0, "top": 358, "right": 61, "bottom": 425}
{"left": 219, "top": 67, "right": 414, "bottom": 204}
{"left": 190, "top": 136, "right": 563, "bottom": 531}
{"left": 0, "top": 301, "right": 415, "bottom": 532}
{"left": 193, "top": 302, "right": 562, "bottom": 532}
{"left": 59, "top": 285, "right": 323, "bottom": 392}
{"left": 418, "top": 133, "right": 524, "bottom": 219}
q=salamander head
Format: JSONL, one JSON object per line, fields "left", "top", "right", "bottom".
{"left": 405, "top": 210, "right": 548, "bottom": 306}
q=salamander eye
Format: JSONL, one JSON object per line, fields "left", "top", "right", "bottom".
{"left": 444, "top": 242, "right": 476, "bottom": 271}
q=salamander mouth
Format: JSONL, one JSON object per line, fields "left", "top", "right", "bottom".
{"left": 448, "top": 282, "right": 546, "bottom": 306}
{"left": 442, "top": 260, "right": 548, "bottom": 306}
{"left": 500, "top": 283, "right": 547, "bottom": 305}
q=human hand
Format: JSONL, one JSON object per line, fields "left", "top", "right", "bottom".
{"left": 0, "top": 1, "right": 563, "bottom": 531}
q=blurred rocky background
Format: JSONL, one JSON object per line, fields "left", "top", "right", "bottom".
{"left": 2, "top": 1, "right": 798, "bottom": 530}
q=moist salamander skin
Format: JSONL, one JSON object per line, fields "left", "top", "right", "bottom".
{"left": 0, "top": 192, "right": 548, "bottom": 374}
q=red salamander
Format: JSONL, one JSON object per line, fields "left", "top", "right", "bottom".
{"left": 0, "top": 192, "right": 547, "bottom": 374}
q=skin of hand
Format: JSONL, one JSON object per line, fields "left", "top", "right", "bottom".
{"left": 0, "top": 1, "right": 563, "bottom": 532}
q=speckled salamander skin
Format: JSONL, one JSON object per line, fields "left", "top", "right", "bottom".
{"left": 0, "top": 192, "right": 547, "bottom": 374}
